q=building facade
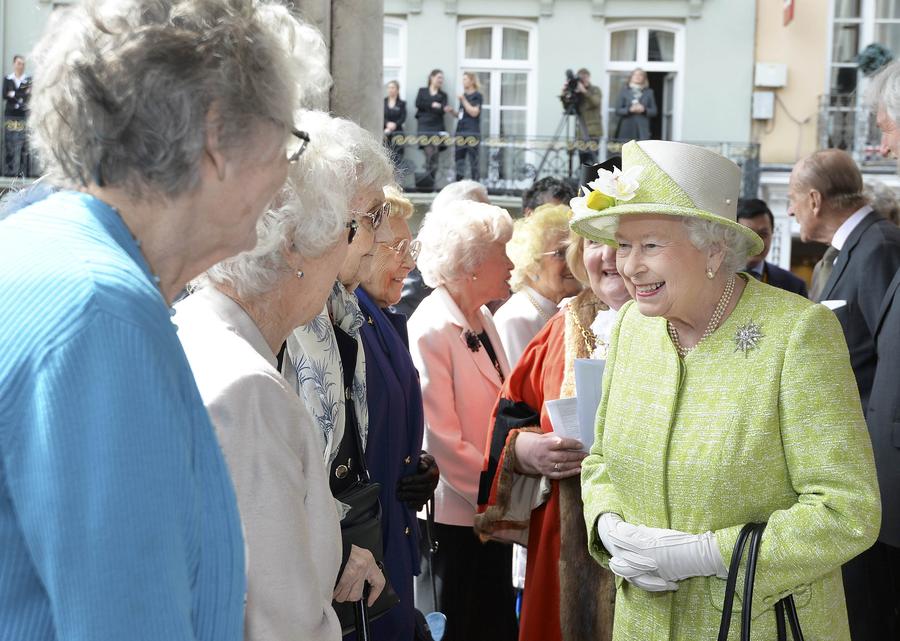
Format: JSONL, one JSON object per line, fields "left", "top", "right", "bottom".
{"left": 384, "top": 0, "right": 758, "bottom": 197}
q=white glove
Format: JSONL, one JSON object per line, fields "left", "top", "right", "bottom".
{"left": 607, "top": 521, "right": 728, "bottom": 583}
{"left": 597, "top": 513, "right": 678, "bottom": 592}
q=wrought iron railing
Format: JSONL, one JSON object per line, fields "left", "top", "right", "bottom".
{"left": 817, "top": 93, "right": 896, "bottom": 166}
{"left": 388, "top": 133, "right": 761, "bottom": 198}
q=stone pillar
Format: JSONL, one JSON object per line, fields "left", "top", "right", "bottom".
{"left": 295, "top": 1, "right": 383, "bottom": 137}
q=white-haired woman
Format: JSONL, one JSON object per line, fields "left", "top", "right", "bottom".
{"left": 408, "top": 201, "right": 518, "bottom": 641}
{"left": 279, "top": 112, "right": 396, "bottom": 634}
{"left": 494, "top": 203, "right": 584, "bottom": 366}
{"left": 175, "top": 111, "right": 388, "bottom": 641}
{"left": 0, "top": 2, "right": 327, "bottom": 639}
{"left": 356, "top": 187, "right": 439, "bottom": 641}
{"left": 576, "top": 140, "right": 879, "bottom": 641}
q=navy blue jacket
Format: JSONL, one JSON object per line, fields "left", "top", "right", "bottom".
{"left": 763, "top": 261, "right": 808, "bottom": 298}
{"left": 357, "top": 289, "right": 425, "bottom": 641}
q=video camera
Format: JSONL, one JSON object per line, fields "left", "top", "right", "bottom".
{"left": 560, "top": 69, "right": 582, "bottom": 111}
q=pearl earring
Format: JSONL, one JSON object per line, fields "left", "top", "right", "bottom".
{"left": 706, "top": 268, "right": 715, "bottom": 280}
{"left": 296, "top": 270, "right": 304, "bottom": 279}
{"left": 472, "top": 274, "right": 478, "bottom": 281}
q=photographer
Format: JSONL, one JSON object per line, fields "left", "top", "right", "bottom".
{"left": 561, "top": 68, "right": 603, "bottom": 165}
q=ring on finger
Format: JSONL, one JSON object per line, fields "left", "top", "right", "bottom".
{"left": 553, "top": 462, "right": 560, "bottom": 472}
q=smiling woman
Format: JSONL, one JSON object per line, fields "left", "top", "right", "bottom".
{"left": 572, "top": 140, "right": 880, "bottom": 641}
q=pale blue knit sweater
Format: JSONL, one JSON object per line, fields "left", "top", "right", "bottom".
{"left": 0, "top": 192, "right": 245, "bottom": 640}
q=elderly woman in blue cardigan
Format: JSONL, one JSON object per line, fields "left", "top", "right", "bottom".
{"left": 575, "top": 140, "right": 881, "bottom": 641}
{"left": 0, "top": 3, "right": 327, "bottom": 639}
{"left": 357, "top": 186, "right": 440, "bottom": 641}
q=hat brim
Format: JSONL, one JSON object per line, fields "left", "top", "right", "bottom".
{"left": 571, "top": 202, "right": 764, "bottom": 257}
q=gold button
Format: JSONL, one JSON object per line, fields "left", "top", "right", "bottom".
{"left": 404, "top": 527, "right": 411, "bottom": 535}
{"left": 404, "top": 455, "right": 412, "bottom": 465}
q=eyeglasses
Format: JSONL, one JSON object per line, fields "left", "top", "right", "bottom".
{"left": 352, "top": 201, "right": 390, "bottom": 231}
{"left": 387, "top": 238, "right": 421, "bottom": 262}
{"left": 288, "top": 128, "right": 310, "bottom": 163}
{"left": 541, "top": 247, "right": 568, "bottom": 260}
{"left": 346, "top": 219, "right": 359, "bottom": 244}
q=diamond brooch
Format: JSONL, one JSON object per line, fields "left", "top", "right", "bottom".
{"left": 734, "top": 320, "right": 764, "bottom": 357}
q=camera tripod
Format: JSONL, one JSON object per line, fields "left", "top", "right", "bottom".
{"left": 534, "top": 100, "right": 593, "bottom": 180}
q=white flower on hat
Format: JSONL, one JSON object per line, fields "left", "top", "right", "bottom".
{"left": 588, "top": 165, "right": 644, "bottom": 203}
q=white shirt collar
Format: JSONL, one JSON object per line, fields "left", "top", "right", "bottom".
{"left": 523, "top": 285, "right": 558, "bottom": 316}
{"left": 831, "top": 205, "right": 872, "bottom": 251}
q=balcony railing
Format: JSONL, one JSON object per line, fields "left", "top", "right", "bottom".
{"left": 818, "top": 93, "right": 895, "bottom": 166}
{"left": 388, "top": 134, "right": 760, "bottom": 198}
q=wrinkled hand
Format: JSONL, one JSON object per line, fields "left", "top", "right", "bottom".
{"left": 396, "top": 452, "right": 440, "bottom": 511}
{"left": 334, "top": 544, "right": 386, "bottom": 606}
{"left": 513, "top": 431, "right": 587, "bottom": 479}
{"left": 597, "top": 513, "right": 679, "bottom": 592}
{"left": 607, "top": 521, "right": 727, "bottom": 583}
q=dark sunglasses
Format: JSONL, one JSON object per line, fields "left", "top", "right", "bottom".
{"left": 346, "top": 218, "right": 359, "bottom": 244}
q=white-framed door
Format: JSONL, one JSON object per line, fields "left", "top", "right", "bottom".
{"left": 603, "top": 21, "right": 684, "bottom": 141}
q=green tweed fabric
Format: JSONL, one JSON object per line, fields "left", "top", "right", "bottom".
{"left": 581, "top": 277, "right": 881, "bottom": 641}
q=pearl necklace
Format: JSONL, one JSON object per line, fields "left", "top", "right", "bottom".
{"left": 524, "top": 288, "right": 554, "bottom": 322}
{"left": 667, "top": 274, "right": 736, "bottom": 358}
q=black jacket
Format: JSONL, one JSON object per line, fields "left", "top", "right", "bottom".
{"left": 414, "top": 87, "right": 448, "bottom": 133}
{"left": 816, "top": 209, "right": 900, "bottom": 409}
{"left": 869, "top": 268, "right": 900, "bottom": 546}
{"left": 3, "top": 75, "right": 30, "bottom": 118}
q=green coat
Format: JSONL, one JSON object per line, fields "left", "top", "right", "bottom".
{"left": 582, "top": 276, "right": 880, "bottom": 641}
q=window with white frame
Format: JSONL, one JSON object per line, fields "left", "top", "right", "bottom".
{"left": 826, "top": 0, "right": 900, "bottom": 156}
{"left": 383, "top": 18, "right": 407, "bottom": 97}
{"left": 605, "top": 23, "right": 683, "bottom": 141}
{"left": 457, "top": 21, "right": 536, "bottom": 139}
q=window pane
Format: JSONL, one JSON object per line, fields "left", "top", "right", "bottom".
{"left": 877, "top": 0, "right": 900, "bottom": 19}
{"left": 607, "top": 71, "right": 632, "bottom": 140}
{"left": 876, "top": 23, "right": 900, "bottom": 57}
{"left": 500, "top": 73, "right": 527, "bottom": 107}
{"left": 499, "top": 109, "right": 526, "bottom": 137}
{"left": 610, "top": 30, "right": 637, "bottom": 61}
{"left": 465, "top": 28, "right": 492, "bottom": 59}
{"left": 648, "top": 30, "right": 675, "bottom": 62}
{"left": 833, "top": 24, "right": 860, "bottom": 62}
{"left": 834, "top": 0, "right": 861, "bottom": 18}
{"left": 480, "top": 106, "right": 491, "bottom": 138}
{"left": 384, "top": 24, "right": 401, "bottom": 60}
{"left": 473, "top": 72, "right": 491, "bottom": 107}
{"left": 383, "top": 68, "right": 400, "bottom": 91}
{"left": 502, "top": 28, "right": 529, "bottom": 60}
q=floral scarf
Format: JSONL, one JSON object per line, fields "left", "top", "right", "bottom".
{"left": 285, "top": 281, "right": 369, "bottom": 466}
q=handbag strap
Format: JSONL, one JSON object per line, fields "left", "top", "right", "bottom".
{"left": 718, "top": 522, "right": 806, "bottom": 641}
{"left": 716, "top": 523, "right": 756, "bottom": 641}
{"left": 425, "top": 496, "right": 439, "bottom": 608}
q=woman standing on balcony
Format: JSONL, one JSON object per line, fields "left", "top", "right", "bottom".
{"left": 453, "top": 71, "right": 483, "bottom": 182}
{"left": 415, "top": 69, "right": 450, "bottom": 189}
{"left": 614, "top": 68, "right": 657, "bottom": 141}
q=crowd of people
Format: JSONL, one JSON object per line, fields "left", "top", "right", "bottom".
{"left": 385, "top": 66, "right": 656, "bottom": 190}
{"left": 1, "top": 2, "right": 898, "bottom": 641}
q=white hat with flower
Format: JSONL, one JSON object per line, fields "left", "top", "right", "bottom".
{"left": 569, "top": 139, "right": 764, "bottom": 256}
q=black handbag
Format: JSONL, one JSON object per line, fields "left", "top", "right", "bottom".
{"left": 717, "top": 522, "right": 805, "bottom": 641}
{"left": 330, "top": 397, "right": 400, "bottom": 635}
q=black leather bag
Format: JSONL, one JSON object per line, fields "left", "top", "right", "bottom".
{"left": 331, "top": 402, "right": 400, "bottom": 635}
{"left": 717, "top": 522, "right": 805, "bottom": 641}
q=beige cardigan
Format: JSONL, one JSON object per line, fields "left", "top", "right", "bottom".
{"left": 176, "top": 288, "right": 343, "bottom": 641}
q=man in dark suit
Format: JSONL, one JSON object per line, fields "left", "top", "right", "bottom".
{"left": 3, "top": 55, "right": 30, "bottom": 177}
{"left": 736, "top": 198, "right": 808, "bottom": 296}
{"left": 788, "top": 147, "right": 900, "bottom": 640}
